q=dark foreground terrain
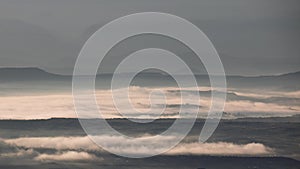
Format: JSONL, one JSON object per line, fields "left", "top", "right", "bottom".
{"left": 0, "top": 156, "right": 299, "bottom": 169}
{"left": 0, "top": 117, "right": 299, "bottom": 169}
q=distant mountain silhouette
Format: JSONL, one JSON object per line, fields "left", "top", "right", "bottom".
{"left": 0, "top": 67, "right": 299, "bottom": 91}
{"left": 1, "top": 67, "right": 299, "bottom": 78}
{"left": 0, "top": 67, "right": 67, "bottom": 81}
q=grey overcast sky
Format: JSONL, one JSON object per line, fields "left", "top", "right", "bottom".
{"left": 0, "top": 0, "right": 299, "bottom": 76}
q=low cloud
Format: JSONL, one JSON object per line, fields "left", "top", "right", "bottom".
{"left": 167, "top": 142, "right": 273, "bottom": 156}
{"left": 0, "top": 148, "right": 36, "bottom": 158}
{"left": 34, "top": 151, "right": 99, "bottom": 161}
{"left": 4, "top": 136, "right": 99, "bottom": 151}
{"left": 0, "top": 86, "right": 299, "bottom": 120}
{"left": 4, "top": 136, "right": 274, "bottom": 156}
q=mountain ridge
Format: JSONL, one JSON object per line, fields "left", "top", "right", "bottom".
{"left": 0, "top": 67, "right": 299, "bottom": 91}
{"left": 1, "top": 67, "right": 299, "bottom": 78}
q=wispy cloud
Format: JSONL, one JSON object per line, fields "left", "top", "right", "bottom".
{"left": 0, "top": 148, "right": 36, "bottom": 158}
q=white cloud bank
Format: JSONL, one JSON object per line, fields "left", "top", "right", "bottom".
{"left": 4, "top": 135, "right": 274, "bottom": 156}
{"left": 167, "top": 142, "right": 273, "bottom": 156}
{"left": 0, "top": 86, "right": 299, "bottom": 119}
{"left": 34, "top": 151, "right": 99, "bottom": 161}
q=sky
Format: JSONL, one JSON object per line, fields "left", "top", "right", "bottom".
{"left": 0, "top": 0, "right": 299, "bottom": 76}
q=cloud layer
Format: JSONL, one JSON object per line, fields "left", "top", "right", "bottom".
{"left": 4, "top": 135, "right": 274, "bottom": 157}
{"left": 0, "top": 86, "right": 299, "bottom": 119}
